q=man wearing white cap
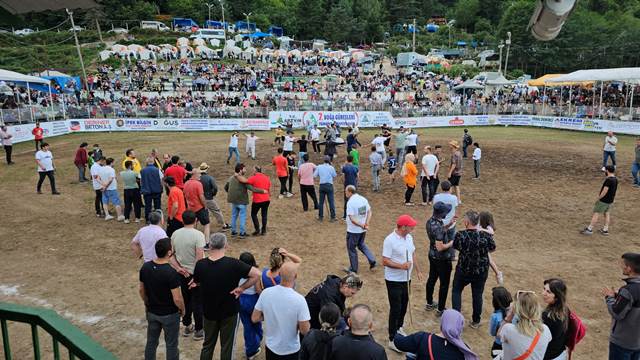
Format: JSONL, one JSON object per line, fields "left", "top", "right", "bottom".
{"left": 383, "top": 214, "right": 423, "bottom": 353}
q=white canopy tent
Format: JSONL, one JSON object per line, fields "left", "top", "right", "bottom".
{"left": 548, "top": 67, "right": 640, "bottom": 119}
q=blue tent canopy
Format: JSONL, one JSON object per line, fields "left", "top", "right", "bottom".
{"left": 236, "top": 20, "right": 256, "bottom": 32}
{"left": 205, "top": 20, "right": 227, "bottom": 29}
{"left": 425, "top": 24, "right": 439, "bottom": 32}
{"left": 268, "top": 25, "right": 283, "bottom": 37}
{"left": 245, "top": 31, "right": 272, "bottom": 38}
{"left": 456, "top": 41, "right": 467, "bottom": 47}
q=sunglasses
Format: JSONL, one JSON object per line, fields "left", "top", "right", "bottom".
{"left": 516, "top": 290, "right": 536, "bottom": 299}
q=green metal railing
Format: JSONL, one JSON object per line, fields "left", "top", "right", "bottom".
{"left": 0, "top": 302, "right": 116, "bottom": 360}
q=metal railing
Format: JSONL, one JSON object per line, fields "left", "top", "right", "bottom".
{"left": 2, "top": 102, "right": 640, "bottom": 123}
{"left": 0, "top": 301, "right": 116, "bottom": 360}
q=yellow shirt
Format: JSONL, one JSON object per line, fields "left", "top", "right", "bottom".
{"left": 122, "top": 156, "right": 142, "bottom": 174}
{"left": 275, "top": 128, "right": 285, "bottom": 137}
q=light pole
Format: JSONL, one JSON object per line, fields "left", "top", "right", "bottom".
{"left": 412, "top": 18, "right": 416, "bottom": 53}
{"left": 218, "top": 0, "right": 227, "bottom": 41}
{"left": 504, "top": 31, "right": 512, "bottom": 77}
{"left": 66, "top": 8, "right": 88, "bottom": 92}
{"left": 447, "top": 20, "right": 456, "bottom": 48}
{"left": 205, "top": 3, "right": 214, "bottom": 24}
{"left": 498, "top": 42, "right": 504, "bottom": 74}
{"left": 243, "top": 12, "right": 252, "bottom": 33}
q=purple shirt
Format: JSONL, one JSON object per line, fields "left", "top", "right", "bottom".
{"left": 132, "top": 225, "right": 167, "bottom": 262}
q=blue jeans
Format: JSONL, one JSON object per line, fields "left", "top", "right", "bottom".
{"left": 451, "top": 270, "right": 488, "bottom": 323}
{"left": 298, "top": 152, "right": 306, "bottom": 167}
{"left": 609, "top": 342, "right": 640, "bottom": 360}
{"left": 318, "top": 183, "right": 336, "bottom": 220}
{"left": 346, "top": 232, "right": 376, "bottom": 273}
{"left": 603, "top": 150, "right": 616, "bottom": 168}
{"left": 231, "top": 203, "right": 247, "bottom": 234}
{"left": 227, "top": 147, "right": 240, "bottom": 164}
{"left": 144, "top": 311, "right": 180, "bottom": 360}
{"left": 239, "top": 294, "right": 263, "bottom": 357}
{"left": 632, "top": 162, "right": 640, "bottom": 185}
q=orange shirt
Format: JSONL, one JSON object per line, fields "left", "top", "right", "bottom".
{"left": 272, "top": 155, "right": 288, "bottom": 177}
{"left": 183, "top": 179, "right": 204, "bottom": 212}
{"left": 167, "top": 186, "right": 186, "bottom": 222}
{"left": 403, "top": 162, "right": 418, "bottom": 187}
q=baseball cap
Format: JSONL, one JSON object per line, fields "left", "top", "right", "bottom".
{"left": 396, "top": 214, "right": 417, "bottom": 227}
{"left": 433, "top": 201, "right": 452, "bottom": 219}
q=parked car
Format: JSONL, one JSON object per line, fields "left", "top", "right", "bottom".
{"left": 140, "top": 21, "right": 170, "bottom": 32}
{"left": 69, "top": 26, "right": 85, "bottom": 32}
{"left": 107, "top": 27, "right": 128, "bottom": 34}
{"left": 14, "top": 28, "right": 35, "bottom": 36}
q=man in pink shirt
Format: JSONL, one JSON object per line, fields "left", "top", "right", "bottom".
{"left": 297, "top": 154, "right": 318, "bottom": 211}
{"left": 130, "top": 210, "right": 167, "bottom": 262}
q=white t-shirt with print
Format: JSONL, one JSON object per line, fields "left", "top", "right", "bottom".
{"left": 346, "top": 194, "right": 370, "bottom": 234}
{"left": 382, "top": 231, "right": 415, "bottom": 282}
{"left": 35, "top": 150, "right": 54, "bottom": 172}
{"left": 283, "top": 135, "right": 294, "bottom": 151}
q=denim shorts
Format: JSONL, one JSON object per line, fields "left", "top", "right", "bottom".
{"left": 102, "top": 189, "right": 121, "bottom": 205}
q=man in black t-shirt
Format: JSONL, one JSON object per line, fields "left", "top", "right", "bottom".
{"left": 330, "top": 304, "right": 387, "bottom": 360}
{"left": 192, "top": 232, "right": 261, "bottom": 360}
{"left": 139, "top": 237, "right": 185, "bottom": 360}
{"left": 297, "top": 135, "right": 309, "bottom": 167}
{"left": 582, "top": 165, "right": 618, "bottom": 236}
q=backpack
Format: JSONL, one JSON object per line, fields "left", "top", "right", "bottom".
{"left": 464, "top": 134, "right": 473, "bottom": 145}
{"left": 566, "top": 310, "right": 587, "bottom": 359}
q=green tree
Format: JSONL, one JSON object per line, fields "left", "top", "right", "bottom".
{"left": 297, "top": 0, "right": 325, "bottom": 40}
{"left": 452, "top": 0, "right": 479, "bottom": 31}
{"left": 325, "top": 0, "right": 354, "bottom": 43}
{"left": 387, "top": 0, "right": 420, "bottom": 26}
{"left": 353, "top": 0, "right": 386, "bottom": 43}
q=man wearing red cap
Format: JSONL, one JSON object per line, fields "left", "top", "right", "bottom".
{"left": 383, "top": 214, "right": 423, "bottom": 353}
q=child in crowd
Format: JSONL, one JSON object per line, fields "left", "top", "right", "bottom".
{"left": 489, "top": 286, "right": 512, "bottom": 359}
{"left": 387, "top": 150, "right": 397, "bottom": 182}
{"left": 478, "top": 211, "right": 504, "bottom": 284}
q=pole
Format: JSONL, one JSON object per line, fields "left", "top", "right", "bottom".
{"left": 412, "top": 18, "right": 416, "bottom": 53}
{"left": 629, "top": 84, "right": 635, "bottom": 119}
{"left": 504, "top": 32, "right": 511, "bottom": 77}
{"left": 498, "top": 44, "right": 504, "bottom": 74}
{"left": 542, "top": 85, "right": 546, "bottom": 115}
{"left": 220, "top": 0, "right": 227, "bottom": 41}
{"left": 26, "top": 82, "right": 33, "bottom": 122}
{"left": 67, "top": 9, "right": 88, "bottom": 92}
{"left": 599, "top": 81, "right": 604, "bottom": 118}
{"left": 568, "top": 85, "right": 572, "bottom": 117}
{"left": 96, "top": 18, "right": 103, "bottom": 43}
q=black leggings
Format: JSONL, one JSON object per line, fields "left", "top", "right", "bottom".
{"left": 404, "top": 185, "right": 415, "bottom": 203}
{"left": 278, "top": 176, "right": 288, "bottom": 195}
{"left": 94, "top": 189, "right": 103, "bottom": 215}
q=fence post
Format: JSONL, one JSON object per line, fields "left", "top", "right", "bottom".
{"left": 1, "top": 318, "right": 11, "bottom": 360}
{"left": 31, "top": 324, "right": 41, "bottom": 360}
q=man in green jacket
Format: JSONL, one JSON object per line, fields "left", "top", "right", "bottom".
{"left": 224, "top": 163, "right": 265, "bottom": 238}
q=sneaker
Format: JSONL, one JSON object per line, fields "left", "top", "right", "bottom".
{"left": 601, "top": 167, "right": 606, "bottom": 171}
{"left": 222, "top": 224, "right": 231, "bottom": 231}
{"left": 239, "top": 233, "right": 247, "bottom": 239}
{"left": 117, "top": 215, "right": 125, "bottom": 222}
{"left": 369, "top": 261, "right": 377, "bottom": 270}
{"left": 580, "top": 228, "right": 593, "bottom": 235}
{"left": 633, "top": 183, "right": 640, "bottom": 188}
{"left": 193, "top": 329, "right": 204, "bottom": 341}
{"left": 397, "top": 327, "right": 407, "bottom": 336}
{"left": 134, "top": 218, "right": 141, "bottom": 223}
{"left": 123, "top": 219, "right": 130, "bottom": 224}
{"left": 420, "top": 202, "right": 428, "bottom": 206}
{"left": 286, "top": 192, "right": 294, "bottom": 198}
{"left": 278, "top": 194, "right": 284, "bottom": 199}
{"left": 96, "top": 213, "right": 102, "bottom": 218}
{"left": 317, "top": 217, "right": 324, "bottom": 222}
{"left": 599, "top": 229, "right": 610, "bottom": 236}
{"left": 388, "top": 340, "right": 403, "bottom": 353}
{"left": 404, "top": 202, "right": 415, "bottom": 206}
{"left": 37, "top": 191, "right": 43, "bottom": 194}
{"left": 231, "top": 231, "right": 238, "bottom": 237}
{"left": 251, "top": 230, "right": 261, "bottom": 236}
{"left": 182, "top": 324, "right": 194, "bottom": 337}
{"left": 469, "top": 321, "right": 481, "bottom": 329}
{"left": 425, "top": 302, "right": 438, "bottom": 311}
{"left": 247, "top": 348, "right": 261, "bottom": 360}
{"left": 104, "top": 215, "right": 114, "bottom": 221}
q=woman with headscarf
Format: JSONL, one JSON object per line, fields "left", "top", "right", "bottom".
{"left": 402, "top": 153, "right": 418, "bottom": 206}
{"left": 393, "top": 309, "right": 479, "bottom": 360}
{"left": 499, "top": 291, "right": 552, "bottom": 360}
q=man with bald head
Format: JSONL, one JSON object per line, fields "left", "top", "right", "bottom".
{"left": 252, "top": 262, "right": 311, "bottom": 359}
{"left": 330, "top": 304, "right": 387, "bottom": 359}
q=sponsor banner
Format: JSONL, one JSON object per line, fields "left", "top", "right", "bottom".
{"left": 269, "top": 111, "right": 393, "bottom": 129}
{"left": 7, "top": 120, "right": 71, "bottom": 143}
{"left": 553, "top": 117, "right": 583, "bottom": 130}
{"left": 495, "top": 115, "right": 531, "bottom": 126}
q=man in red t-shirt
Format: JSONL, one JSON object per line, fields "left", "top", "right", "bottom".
{"left": 165, "top": 176, "right": 186, "bottom": 237}
{"left": 272, "top": 147, "right": 290, "bottom": 198}
{"left": 183, "top": 169, "right": 211, "bottom": 244}
{"left": 164, "top": 155, "right": 187, "bottom": 189}
{"left": 32, "top": 122, "right": 44, "bottom": 151}
{"left": 246, "top": 166, "right": 271, "bottom": 235}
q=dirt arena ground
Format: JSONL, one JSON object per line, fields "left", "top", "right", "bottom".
{"left": 1, "top": 126, "right": 638, "bottom": 359}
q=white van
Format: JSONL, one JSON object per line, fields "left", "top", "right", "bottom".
{"left": 141, "top": 21, "right": 170, "bottom": 32}
{"left": 189, "top": 29, "right": 225, "bottom": 40}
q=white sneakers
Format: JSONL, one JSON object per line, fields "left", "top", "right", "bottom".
{"left": 104, "top": 215, "right": 114, "bottom": 221}
{"left": 117, "top": 215, "right": 125, "bottom": 222}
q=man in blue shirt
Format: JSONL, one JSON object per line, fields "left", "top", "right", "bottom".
{"left": 314, "top": 155, "right": 338, "bottom": 222}
{"left": 140, "top": 157, "right": 163, "bottom": 222}
{"left": 341, "top": 155, "right": 359, "bottom": 220}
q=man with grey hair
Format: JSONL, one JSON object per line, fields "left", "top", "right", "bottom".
{"left": 193, "top": 232, "right": 261, "bottom": 360}
{"left": 140, "top": 157, "right": 163, "bottom": 222}
{"left": 131, "top": 210, "right": 167, "bottom": 262}
{"left": 344, "top": 185, "right": 376, "bottom": 273}
{"left": 330, "top": 304, "right": 387, "bottom": 359}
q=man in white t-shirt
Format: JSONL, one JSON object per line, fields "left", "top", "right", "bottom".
{"left": 0, "top": 124, "right": 14, "bottom": 165}
{"left": 344, "top": 185, "right": 376, "bottom": 273}
{"left": 433, "top": 180, "right": 459, "bottom": 242}
{"left": 252, "top": 262, "right": 310, "bottom": 358}
{"left": 371, "top": 134, "right": 387, "bottom": 163}
{"left": 98, "top": 157, "right": 124, "bottom": 221}
{"left": 227, "top": 132, "right": 240, "bottom": 165}
{"left": 420, "top": 146, "right": 440, "bottom": 205}
{"left": 90, "top": 157, "right": 106, "bottom": 217}
{"left": 404, "top": 131, "right": 418, "bottom": 155}
{"left": 472, "top": 142, "right": 482, "bottom": 179}
{"left": 309, "top": 125, "right": 321, "bottom": 153}
{"left": 244, "top": 132, "right": 259, "bottom": 160}
{"left": 602, "top": 131, "right": 618, "bottom": 171}
{"left": 283, "top": 132, "right": 296, "bottom": 156}
{"left": 382, "top": 214, "right": 423, "bottom": 353}
{"left": 35, "top": 143, "right": 60, "bottom": 195}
